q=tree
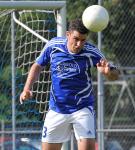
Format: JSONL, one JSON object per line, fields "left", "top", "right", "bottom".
{"left": 103, "top": 0, "right": 135, "bottom": 66}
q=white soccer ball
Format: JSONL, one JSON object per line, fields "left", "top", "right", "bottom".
{"left": 82, "top": 5, "right": 109, "bottom": 32}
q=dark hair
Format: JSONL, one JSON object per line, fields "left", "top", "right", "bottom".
{"left": 68, "top": 19, "right": 89, "bottom": 34}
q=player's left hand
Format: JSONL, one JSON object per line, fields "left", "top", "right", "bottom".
{"left": 96, "top": 59, "right": 110, "bottom": 75}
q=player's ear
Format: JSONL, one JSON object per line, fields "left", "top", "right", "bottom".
{"left": 66, "top": 31, "right": 70, "bottom": 37}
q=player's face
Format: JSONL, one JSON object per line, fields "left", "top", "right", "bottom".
{"left": 66, "top": 30, "right": 87, "bottom": 54}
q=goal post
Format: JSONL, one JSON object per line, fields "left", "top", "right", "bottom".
{"left": 0, "top": 1, "right": 67, "bottom": 150}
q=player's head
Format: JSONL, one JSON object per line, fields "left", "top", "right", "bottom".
{"left": 68, "top": 19, "right": 89, "bottom": 34}
{"left": 66, "top": 19, "right": 89, "bottom": 54}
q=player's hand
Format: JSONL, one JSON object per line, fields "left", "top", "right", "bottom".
{"left": 96, "top": 59, "right": 110, "bottom": 74}
{"left": 19, "top": 90, "right": 32, "bottom": 104}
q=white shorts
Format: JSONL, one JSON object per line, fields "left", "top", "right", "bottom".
{"left": 42, "top": 107, "right": 96, "bottom": 143}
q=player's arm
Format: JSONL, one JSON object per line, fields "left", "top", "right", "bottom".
{"left": 20, "top": 63, "right": 42, "bottom": 104}
{"left": 96, "top": 59, "right": 120, "bottom": 81}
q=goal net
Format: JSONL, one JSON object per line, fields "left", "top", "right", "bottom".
{"left": 15, "top": 9, "right": 55, "bottom": 114}
{"left": 0, "top": 1, "right": 66, "bottom": 147}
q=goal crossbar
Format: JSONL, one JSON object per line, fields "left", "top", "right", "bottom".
{"left": 0, "top": 1, "right": 66, "bottom": 10}
{"left": 0, "top": 1, "right": 66, "bottom": 38}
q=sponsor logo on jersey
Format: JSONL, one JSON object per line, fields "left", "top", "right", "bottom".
{"left": 56, "top": 61, "right": 80, "bottom": 78}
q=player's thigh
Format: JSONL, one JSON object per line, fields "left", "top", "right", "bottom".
{"left": 42, "top": 142, "right": 62, "bottom": 150}
{"left": 73, "top": 107, "right": 96, "bottom": 140}
{"left": 77, "top": 138, "right": 95, "bottom": 150}
{"left": 42, "top": 110, "right": 72, "bottom": 143}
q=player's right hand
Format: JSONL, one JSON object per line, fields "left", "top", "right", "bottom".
{"left": 19, "top": 90, "right": 32, "bottom": 104}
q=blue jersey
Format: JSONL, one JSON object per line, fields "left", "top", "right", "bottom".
{"left": 36, "top": 37, "right": 105, "bottom": 114}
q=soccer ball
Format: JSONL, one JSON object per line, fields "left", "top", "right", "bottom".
{"left": 82, "top": 5, "right": 109, "bottom": 32}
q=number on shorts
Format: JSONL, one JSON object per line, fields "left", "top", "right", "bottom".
{"left": 43, "top": 126, "right": 47, "bottom": 138}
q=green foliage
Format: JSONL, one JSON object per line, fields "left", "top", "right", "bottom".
{"left": 0, "top": 65, "right": 11, "bottom": 81}
{"left": 66, "top": 0, "right": 97, "bottom": 20}
{"left": 0, "top": 0, "right": 135, "bottom": 125}
{"left": 103, "top": 0, "right": 135, "bottom": 66}
{"left": 0, "top": 94, "right": 11, "bottom": 120}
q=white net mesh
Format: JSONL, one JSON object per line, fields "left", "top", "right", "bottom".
{"left": 0, "top": 9, "right": 57, "bottom": 125}
{"left": 0, "top": 4, "right": 66, "bottom": 147}
{"left": 15, "top": 10, "right": 57, "bottom": 114}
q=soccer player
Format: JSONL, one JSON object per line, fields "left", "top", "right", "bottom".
{"left": 20, "top": 19, "right": 120, "bottom": 150}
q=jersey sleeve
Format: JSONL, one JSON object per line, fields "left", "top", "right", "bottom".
{"left": 36, "top": 42, "right": 51, "bottom": 66}
{"left": 90, "top": 47, "right": 106, "bottom": 67}
{"left": 90, "top": 47, "right": 118, "bottom": 70}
